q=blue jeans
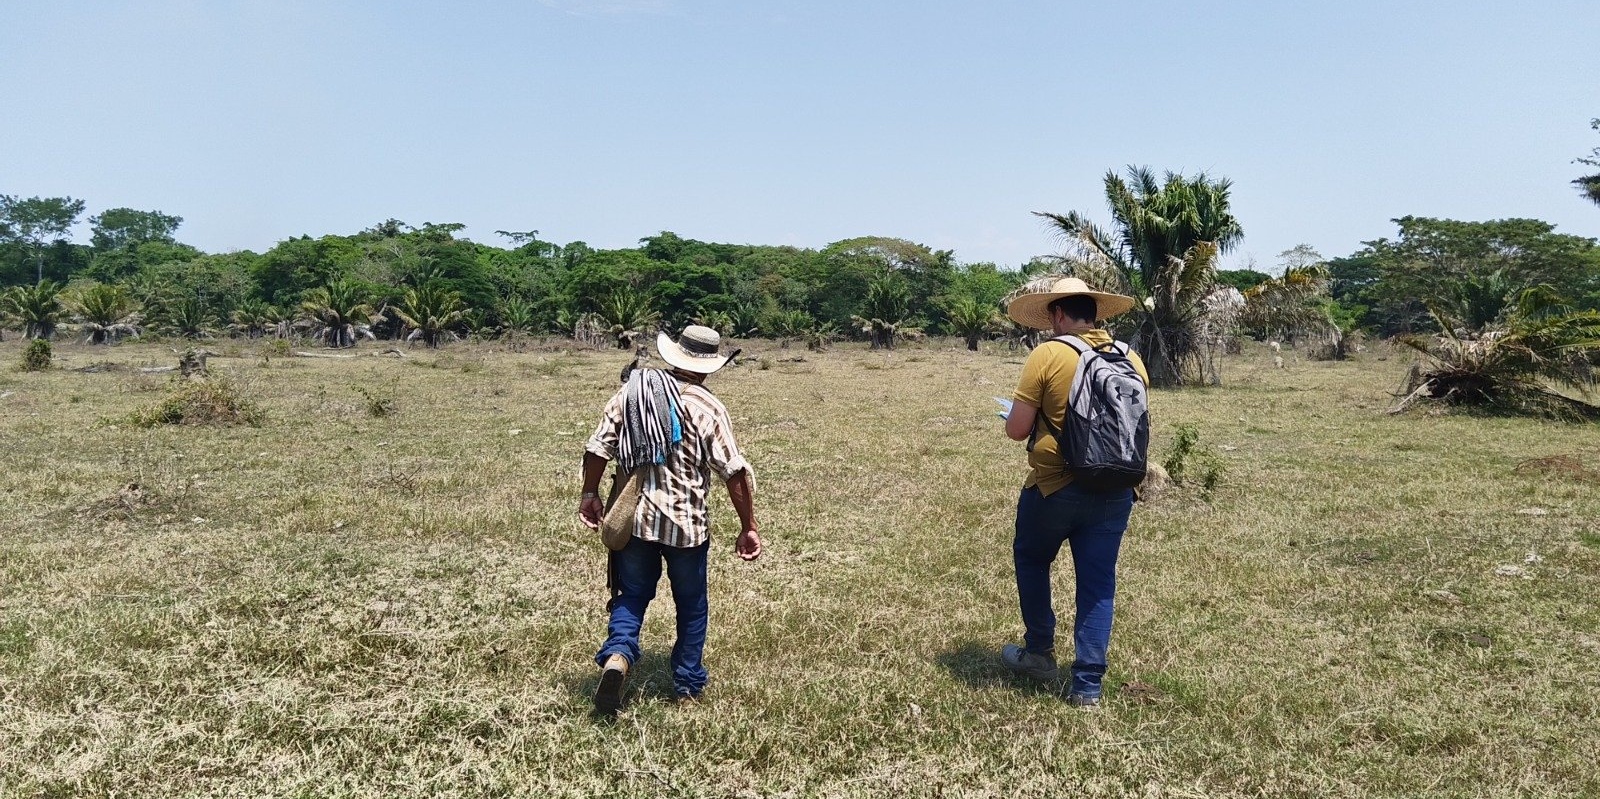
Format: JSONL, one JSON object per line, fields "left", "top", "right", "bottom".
{"left": 1013, "top": 483, "right": 1133, "bottom": 698}
{"left": 595, "top": 537, "right": 710, "bottom": 697}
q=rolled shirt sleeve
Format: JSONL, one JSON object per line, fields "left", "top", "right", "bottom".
{"left": 703, "top": 404, "right": 753, "bottom": 486}
{"left": 584, "top": 390, "right": 624, "bottom": 461}
{"left": 1012, "top": 346, "right": 1048, "bottom": 409}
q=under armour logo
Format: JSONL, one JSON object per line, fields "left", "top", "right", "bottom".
{"left": 1114, "top": 386, "right": 1141, "bottom": 403}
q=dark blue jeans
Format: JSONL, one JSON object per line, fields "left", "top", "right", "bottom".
{"left": 1013, "top": 483, "right": 1134, "bottom": 698}
{"left": 595, "top": 537, "right": 710, "bottom": 697}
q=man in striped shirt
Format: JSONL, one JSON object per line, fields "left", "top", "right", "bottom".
{"left": 578, "top": 325, "right": 760, "bottom": 711}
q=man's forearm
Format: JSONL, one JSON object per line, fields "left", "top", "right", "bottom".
{"left": 582, "top": 452, "right": 609, "bottom": 496}
{"left": 726, "top": 470, "right": 756, "bottom": 531}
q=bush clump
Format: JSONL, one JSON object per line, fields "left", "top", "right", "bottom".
{"left": 20, "top": 338, "right": 51, "bottom": 371}
{"left": 126, "top": 378, "right": 265, "bottom": 427}
{"left": 355, "top": 385, "right": 396, "bottom": 418}
{"left": 1163, "top": 423, "right": 1225, "bottom": 498}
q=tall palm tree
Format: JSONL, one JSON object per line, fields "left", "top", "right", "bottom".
{"left": 851, "top": 273, "right": 911, "bottom": 349}
{"left": 300, "top": 280, "right": 384, "bottom": 348}
{"left": 2, "top": 280, "right": 66, "bottom": 340}
{"left": 70, "top": 283, "right": 141, "bottom": 344}
{"left": 944, "top": 297, "right": 1001, "bottom": 351}
{"left": 1035, "top": 166, "right": 1243, "bottom": 387}
{"left": 1575, "top": 118, "right": 1600, "bottom": 207}
{"left": 596, "top": 289, "right": 660, "bottom": 350}
{"left": 394, "top": 283, "right": 468, "bottom": 348}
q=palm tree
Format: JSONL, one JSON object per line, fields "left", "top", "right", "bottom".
{"left": 300, "top": 280, "right": 384, "bottom": 348}
{"left": 1574, "top": 118, "right": 1600, "bottom": 207}
{"left": 761, "top": 308, "right": 813, "bottom": 345}
{"left": 1241, "top": 266, "right": 1335, "bottom": 347}
{"left": 154, "top": 294, "right": 217, "bottom": 339}
{"left": 1439, "top": 269, "right": 1520, "bottom": 334}
{"left": 70, "top": 283, "right": 141, "bottom": 344}
{"left": 2, "top": 280, "right": 66, "bottom": 340}
{"left": 394, "top": 284, "right": 467, "bottom": 348}
{"left": 498, "top": 296, "right": 539, "bottom": 337}
{"left": 1393, "top": 286, "right": 1600, "bottom": 419}
{"left": 725, "top": 303, "right": 761, "bottom": 339}
{"left": 944, "top": 297, "right": 1001, "bottom": 351}
{"left": 460, "top": 308, "right": 491, "bottom": 339}
{"left": 803, "top": 320, "right": 839, "bottom": 352}
{"left": 696, "top": 310, "right": 736, "bottom": 336}
{"left": 1035, "top": 166, "right": 1243, "bottom": 387}
{"left": 851, "top": 274, "right": 911, "bottom": 350}
{"left": 230, "top": 299, "right": 284, "bottom": 340}
{"left": 596, "top": 289, "right": 660, "bottom": 350}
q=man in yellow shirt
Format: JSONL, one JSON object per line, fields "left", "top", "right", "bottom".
{"left": 1000, "top": 278, "right": 1147, "bottom": 706}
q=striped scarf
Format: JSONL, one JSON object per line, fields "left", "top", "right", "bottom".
{"left": 617, "top": 368, "right": 682, "bottom": 472}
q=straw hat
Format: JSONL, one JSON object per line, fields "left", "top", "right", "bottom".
{"left": 1005, "top": 277, "right": 1136, "bottom": 330}
{"left": 656, "top": 325, "right": 736, "bottom": 374}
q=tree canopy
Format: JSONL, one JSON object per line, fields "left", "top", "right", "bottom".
{"left": 6, "top": 179, "right": 1598, "bottom": 363}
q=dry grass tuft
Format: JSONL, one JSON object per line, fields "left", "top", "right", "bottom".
{"left": 79, "top": 481, "right": 156, "bottom": 521}
{"left": 1513, "top": 453, "right": 1600, "bottom": 484}
{"left": 122, "top": 377, "right": 265, "bottom": 427}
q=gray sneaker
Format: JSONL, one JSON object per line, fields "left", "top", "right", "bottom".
{"left": 1000, "top": 644, "right": 1060, "bottom": 680}
{"left": 1066, "top": 692, "right": 1101, "bottom": 708}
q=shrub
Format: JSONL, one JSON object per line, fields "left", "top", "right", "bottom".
{"left": 125, "top": 378, "right": 265, "bottom": 427}
{"left": 1163, "top": 423, "right": 1224, "bottom": 498}
{"left": 20, "top": 338, "right": 51, "bottom": 371}
{"left": 355, "top": 385, "right": 397, "bottom": 418}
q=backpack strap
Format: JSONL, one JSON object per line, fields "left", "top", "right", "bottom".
{"left": 1052, "top": 334, "right": 1091, "bottom": 354}
{"left": 1028, "top": 336, "right": 1087, "bottom": 449}
{"left": 1054, "top": 334, "right": 1129, "bottom": 356}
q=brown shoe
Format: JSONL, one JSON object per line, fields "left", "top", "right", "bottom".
{"left": 1000, "top": 644, "right": 1060, "bottom": 681}
{"left": 595, "top": 654, "right": 628, "bottom": 713}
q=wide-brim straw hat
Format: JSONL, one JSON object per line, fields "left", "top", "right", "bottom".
{"left": 657, "top": 325, "right": 735, "bottom": 374}
{"left": 1005, "top": 277, "right": 1137, "bottom": 330}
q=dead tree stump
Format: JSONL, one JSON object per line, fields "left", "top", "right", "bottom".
{"left": 179, "top": 349, "right": 210, "bottom": 378}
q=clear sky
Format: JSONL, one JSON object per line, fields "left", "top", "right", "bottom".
{"left": 3, "top": 0, "right": 1596, "bottom": 272}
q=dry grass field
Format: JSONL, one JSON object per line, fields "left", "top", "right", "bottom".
{"left": 2, "top": 336, "right": 1598, "bottom": 798}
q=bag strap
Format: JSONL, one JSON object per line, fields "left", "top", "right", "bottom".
{"left": 1053, "top": 333, "right": 1129, "bottom": 356}
{"left": 1028, "top": 337, "right": 1085, "bottom": 449}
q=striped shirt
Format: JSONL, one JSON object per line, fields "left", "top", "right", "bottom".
{"left": 586, "top": 378, "right": 752, "bottom": 548}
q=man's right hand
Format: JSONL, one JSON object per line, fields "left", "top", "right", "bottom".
{"left": 735, "top": 527, "right": 762, "bottom": 561}
{"left": 578, "top": 495, "right": 604, "bottom": 529}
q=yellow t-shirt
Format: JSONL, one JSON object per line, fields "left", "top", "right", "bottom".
{"left": 1012, "top": 330, "right": 1150, "bottom": 496}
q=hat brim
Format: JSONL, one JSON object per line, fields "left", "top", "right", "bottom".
{"left": 1006, "top": 290, "right": 1137, "bottom": 330}
{"left": 656, "top": 331, "right": 731, "bottom": 374}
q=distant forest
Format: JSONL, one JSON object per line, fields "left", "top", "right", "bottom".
{"left": 2, "top": 188, "right": 1596, "bottom": 352}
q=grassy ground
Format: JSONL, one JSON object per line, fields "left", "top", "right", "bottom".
{"left": 1, "top": 336, "right": 1597, "bottom": 798}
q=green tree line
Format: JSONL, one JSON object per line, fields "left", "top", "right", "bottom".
{"left": 3, "top": 171, "right": 1596, "bottom": 357}
{"left": 0, "top": 198, "right": 1022, "bottom": 348}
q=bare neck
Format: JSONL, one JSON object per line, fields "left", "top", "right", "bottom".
{"left": 670, "top": 368, "right": 706, "bottom": 386}
{"left": 1052, "top": 319, "right": 1096, "bottom": 337}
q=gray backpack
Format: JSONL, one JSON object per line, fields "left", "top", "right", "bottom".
{"left": 1032, "top": 335, "right": 1149, "bottom": 491}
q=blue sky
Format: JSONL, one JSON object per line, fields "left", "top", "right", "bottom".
{"left": 2, "top": 0, "right": 1596, "bottom": 272}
